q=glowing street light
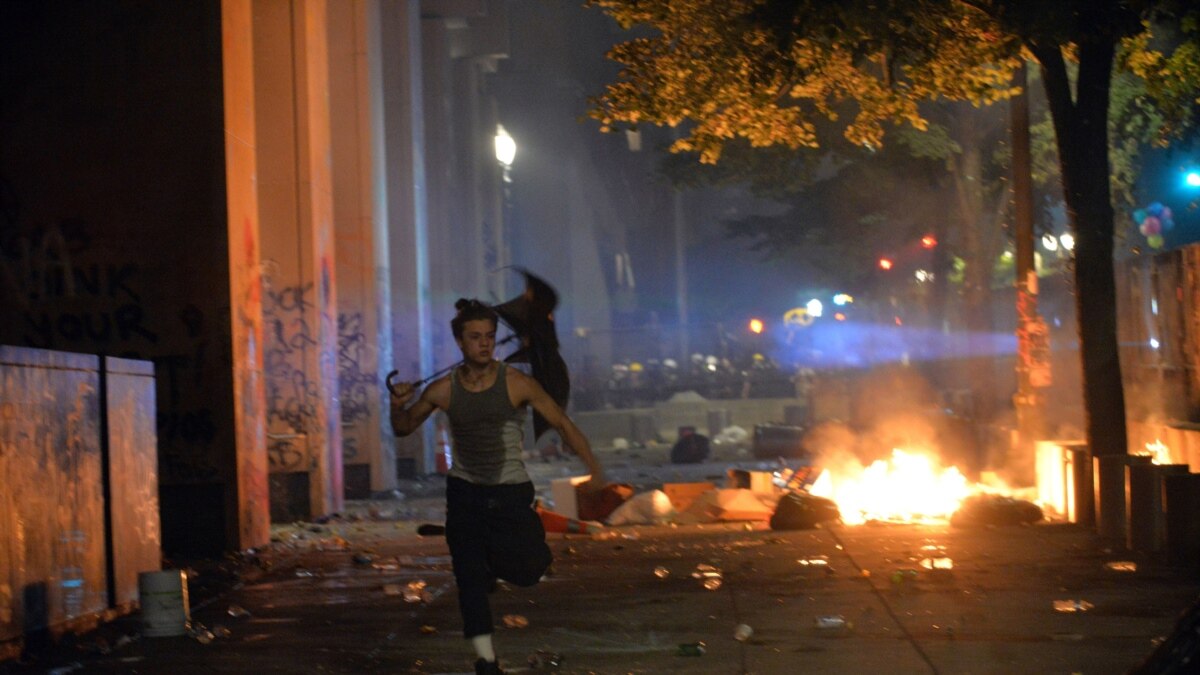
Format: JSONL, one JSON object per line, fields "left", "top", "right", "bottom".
{"left": 494, "top": 124, "right": 516, "bottom": 167}
{"left": 806, "top": 298, "right": 824, "bottom": 318}
{"left": 748, "top": 318, "right": 764, "bottom": 334}
{"left": 1041, "top": 234, "right": 1059, "bottom": 251}
{"left": 1185, "top": 170, "right": 1200, "bottom": 188}
{"left": 1060, "top": 233, "right": 1075, "bottom": 251}
{"left": 832, "top": 293, "right": 854, "bottom": 306}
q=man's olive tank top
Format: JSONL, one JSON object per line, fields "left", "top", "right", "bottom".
{"left": 445, "top": 361, "right": 530, "bottom": 484}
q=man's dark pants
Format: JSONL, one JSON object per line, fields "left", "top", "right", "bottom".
{"left": 445, "top": 476, "right": 553, "bottom": 638}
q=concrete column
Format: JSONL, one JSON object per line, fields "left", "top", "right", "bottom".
{"left": 326, "top": 0, "right": 396, "bottom": 496}
{"left": 253, "top": 0, "right": 343, "bottom": 517}
{"left": 381, "top": 0, "right": 435, "bottom": 474}
{"left": 219, "top": 0, "right": 271, "bottom": 549}
{"left": 450, "top": 58, "right": 487, "bottom": 299}
{"left": 421, "top": 17, "right": 461, "bottom": 371}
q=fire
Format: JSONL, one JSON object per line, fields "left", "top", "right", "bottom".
{"left": 809, "top": 449, "right": 974, "bottom": 525}
{"left": 1136, "top": 439, "right": 1171, "bottom": 465}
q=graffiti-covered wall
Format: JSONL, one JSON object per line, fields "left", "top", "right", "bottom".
{"left": 0, "top": 1, "right": 237, "bottom": 556}
{"left": 2, "top": 0, "right": 518, "bottom": 556}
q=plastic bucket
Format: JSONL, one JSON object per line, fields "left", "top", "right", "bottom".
{"left": 138, "top": 570, "right": 190, "bottom": 637}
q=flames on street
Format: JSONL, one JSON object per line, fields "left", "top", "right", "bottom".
{"left": 808, "top": 448, "right": 998, "bottom": 525}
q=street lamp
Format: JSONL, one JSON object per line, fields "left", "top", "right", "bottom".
{"left": 494, "top": 124, "right": 516, "bottom": 168}
{"left": 491, "top": 124, "right": 517, "bottom": 301}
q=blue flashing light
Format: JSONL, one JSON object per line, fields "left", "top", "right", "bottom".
{"left": 1186, "top": 171, "right": 1200, "bottom": 188}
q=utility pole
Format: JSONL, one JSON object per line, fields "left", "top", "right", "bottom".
{"left": 1012, "top": 61, "right": 1050, "bottom": 478}
{"left": 673, "top": 188, "right": 689, "bottom": 361}
{"left": 671, "top": 128, "right": 690, "bottom": 361}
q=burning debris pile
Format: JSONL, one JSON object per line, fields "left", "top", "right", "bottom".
{"left": 806, "top": 448, "right": 1043, "bottom": 527}
{"left": 532, "top": 443, "right": 1041, "bottom": 534}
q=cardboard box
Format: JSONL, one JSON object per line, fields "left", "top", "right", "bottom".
{"left": 662, "top": 482, "right": 717, "bottom": 512}
{"left": 550, "top": 475, "right": 592, "bottom": 519}
{"left": 725, "top": 469, "right": 778, "bottom": 495}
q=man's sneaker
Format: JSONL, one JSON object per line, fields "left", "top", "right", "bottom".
{"left": 474, "top": 658, "right": 504, "bottom": 675}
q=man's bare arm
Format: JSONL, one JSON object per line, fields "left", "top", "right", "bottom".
{"left": 518, "top": 373, "right": 605, "bottom": 484}
{"left": 390, "top": 379, "right": 447, "bottom": 436}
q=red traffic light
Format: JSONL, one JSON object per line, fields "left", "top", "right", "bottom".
{"left": 921, "top": 235, "right": 937, "bottom": 249}
{"left": 878, "top": 257, "right": 894, "bottom": 270}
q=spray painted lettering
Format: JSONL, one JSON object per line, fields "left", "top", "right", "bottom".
{"left": 337, "top": 312, "right": 375, "bottom": 425}
{"left": 263, "top": 281, "right": 319, "bottom": 434}
{"left": 267, "top": 436, "right": 306, "bottom": 472}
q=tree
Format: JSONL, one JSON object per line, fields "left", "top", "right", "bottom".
{"left": 588, "top": 0, "right": 1200, "bottom": 457}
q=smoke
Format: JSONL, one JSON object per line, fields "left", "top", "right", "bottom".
{"left": 803, "top": 366, "right": 985, "bottom": 478}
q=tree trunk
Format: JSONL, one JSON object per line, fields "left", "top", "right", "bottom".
{"left": 1033, "top": 42, "right": 1128, "bottom": 457}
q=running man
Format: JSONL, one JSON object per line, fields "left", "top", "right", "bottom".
{"left": 390, "top": 298, "right": 605, "bottom": 675}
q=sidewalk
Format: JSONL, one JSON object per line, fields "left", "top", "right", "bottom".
{"left": 6, "top": 506, "right": 1199, "bottom": 674}
{"left": 5, "top": 445, "right": 1200, "bottom": 675}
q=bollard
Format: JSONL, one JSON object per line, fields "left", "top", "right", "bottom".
{"left": 1164, "top": 474, "right": 1200, "bottom": 573}
{"left": 1094, "top": 454, "right": 1152, "bottom": 545}
{"left": 1067, "top": 444, "right": 1094, "bottom": 526}
{"left": 1126, "top": 463, "right": 1158, "bottom": 552}
{"left": 1154, "top": 465, "right": 1191, "bottom": 553}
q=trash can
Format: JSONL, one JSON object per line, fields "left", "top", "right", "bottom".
{"left": 139, "top": 569, "right": 190, "bottom": 637}
{"left": 707, "top": 409, "right": 730, "bottom": 437}
{"left": 784, "top": 404, "right": 807, "bottom": 427}
{"left": 631, "top": 413, "right": 656, "bottom": 444}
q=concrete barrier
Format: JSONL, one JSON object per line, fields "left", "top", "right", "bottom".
{"left": 573, "top": 397, "right": 808, "bottom": 447}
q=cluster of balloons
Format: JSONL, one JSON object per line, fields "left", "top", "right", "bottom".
{"left": 1134, "top": 202, "right": 1174, "bottom": 249}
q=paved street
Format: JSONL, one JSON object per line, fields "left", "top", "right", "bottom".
{"left": 5, "top": 452, "right": 1200, "bottom": 674}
